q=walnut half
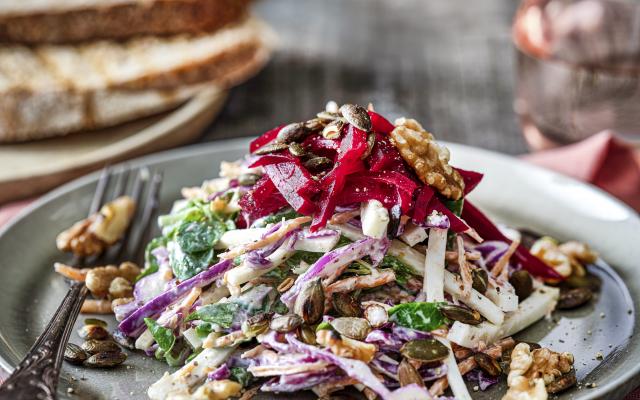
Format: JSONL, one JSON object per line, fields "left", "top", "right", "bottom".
{"left": 503, "top": 342, "right": 575, "bottom": 400}
{"left": 56, "top": 196, "right": 135, "bottom": 257}
{"left": 390, "top": 118, "right": 464, "bottom": 200}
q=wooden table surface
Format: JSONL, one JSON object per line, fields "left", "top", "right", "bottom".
{"left": 203, "top": 0, "right": 526, "bottom": 155}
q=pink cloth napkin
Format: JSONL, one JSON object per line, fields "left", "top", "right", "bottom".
{"left": 0, "top": 131, "right": 638, "bottom": 394}
{"left": 522, "top": 131, "right": 640, "bottom": 212}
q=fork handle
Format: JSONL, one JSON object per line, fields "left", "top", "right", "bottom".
{"left": 0, "top": 281, "right": 88, "bottom": 400}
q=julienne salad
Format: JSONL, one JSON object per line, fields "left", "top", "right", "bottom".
{"left": 55, "top": 102, "right": 602, "bottom": 400}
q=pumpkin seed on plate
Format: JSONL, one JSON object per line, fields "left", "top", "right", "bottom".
{"left": 298, "top": 325, "right": 317, "bottom": 345}
{"left": 84, "top": 318, "right": 108, "bottom": 328}
{"left": 293, "top": 278, "right": 324, "bottom": 324}
{"left": 440, "top": 304, "right": 482, "bottom": 325}
{"left": 84, "top": 351, "right": 127, "bottom": 368}
{"left": 361, "top": 132, "right": 376, "bottom": 159}
{"left": 322, "top": 120, "right": 344, "bottom": 139}
{"left": 331, "top": 317, "right": 371, "bottom": 341}
{"left": 564, "top": 273, "right": 601, "bottom": 292}
{"left": 238, "top": 173, "right": 261, "bottom": 186}
{"left": 64, "top": 343, "right": 88, "bottom": 365}
{"left": 471, "top": 268, "right": 488, "bottom": 294}
{"left": 253, "top": 142, "right": 289, "bottom": 155}
{"left": 303, "top": 156, "right": 333, "bottom": 172}
{"left": 78, "top": 324, "right": 109, "bottom": 340}
{"left": 276, "top": 122, "right": 310, "bottom": 144}
{"left": 509, "top": 270, "right": 533, "bottom": 300}
{"left": 270, "top": 314, "right": 303, "bottom": 333}
{"left": 398, "top": 358, "right": 425, "bottom": 387}
{"left": 339, "top": 104, "right": 372, "bottom": 131}
{"left": 242, "top": 312, "right": 273, "bottom": 337}
{"left": 112, "top": 330, "right": 136, "bottom": 350}
{"left": 401, "top": 339, "right": 449, "bottom": 363}
{"left": 474, "top": 352, "right": 502, "bottom": 376}
{"left": 288, "top": 142, "right": 307, "bottom": 158}
{"left": 557, "top": 287, "right": 592, "bottom": 309}
{"left": 81, "top": 339, "right": 120, "bottom": 355}
{"left": 332, "top": 292, "right": 362, "bottom": 317}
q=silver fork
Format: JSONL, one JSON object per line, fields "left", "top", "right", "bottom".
{"left": 0, "top": 166, "right": 163, "bottom": 400}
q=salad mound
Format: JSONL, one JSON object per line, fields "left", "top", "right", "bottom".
{"left": 94, "top": 103, "right": 600, "bottom": 399}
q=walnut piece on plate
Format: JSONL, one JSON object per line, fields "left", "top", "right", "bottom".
{"left": 531, "top": 236, "right": 597, "bottom": 278}
{"left": 503, "top": 342, "right": 575, "bottom": 400}
{"left": 390, "top": 118, "right": 465, "bottom": 200}
{"left": 56, "top": 196, "right": 135, "bottom": 257}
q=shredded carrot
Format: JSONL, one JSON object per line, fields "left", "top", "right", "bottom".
{"left": 491, "top": 238, "right": 520, "bottom": 278}
{"left": 54, "top": 262, "right": 89, "bottom": 282}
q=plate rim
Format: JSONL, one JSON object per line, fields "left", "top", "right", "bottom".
{"left": 0, "top": 138, "right": 638, "bottom": 399}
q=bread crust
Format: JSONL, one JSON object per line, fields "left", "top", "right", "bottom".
{"left": 0, "top": 17, "right": 273, "bottom": 142}
{"left": 0, "top": 0, "right": 251, "bottom": 44}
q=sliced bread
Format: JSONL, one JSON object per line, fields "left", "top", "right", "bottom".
{"left": 0, "top": 0, "right": 251, "bottom": 44}
{"left": 0, "top": 17, "right": 274, "bottom": 142}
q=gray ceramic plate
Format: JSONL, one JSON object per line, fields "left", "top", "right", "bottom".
{"left": 0, "top": 139, "right": 638, "bottom": 399}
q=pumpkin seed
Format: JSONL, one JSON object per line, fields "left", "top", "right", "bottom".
{"left": 509, "top": 270, "right": 533, "bottom": 300}
{"left": 474, "top": 352, "right": 502, "bottom": 376}
{"left": 303, "top": 156, "right": 333, "bottom": 172}
{"left": 332, "top": 292, "right": 362, "bottom": 317}
{"left": 557, "top": 287, "right": 592, "bottom": 310}
{"left": 238, "top": 173, "right": 260, "bottom": 186}
{"left": 84, "top": 351, "right": 127, "bottom": 368}
{"left": 277, "top": 277, "right": 295, "bottom": 293}
{"left": 304, "top": 118, "right": 325, "bottom": 131}
{"left": 440, "top": 304, "right": 482, "bottom": 325}
{"left": 401, "top": 339, "right": 449, "bottom": 363}
{"left": 277, "top": 122, "right": 310, "bottom": 144}
{"left": 363, "top": 304, "right": 388, "bottom": 328}
{"left": 294, "top": 279, "right": 324, "bottom": 324}
{"left": 242, "top": 312, "right": 273, "bottom": 337}
{"left": 398, "top": 358, "right": 425, "bottom": 387}
{"left": 387, "top": 205, "right": 402, "bottom": 239}
{"left": 564, "top": 273, "right": 601, "bottom": 292}
{"left": 81, "top": 339, "right": 120, "bottom": 355}
{"left": 331, "top": 317, "right": 372, "bottom": 341}
{"left": 471, "top": 268, "right": 488, "bottom": 294}
{"left": 322, "top": 120, "right": 344, "bottom": 139}
{"left": 298, "top": 325, "right": 317, "bottom": 345}
{"left": 317, "top": 111, "right": 340, "bottom": 121}
{"left": 339, "top": 104, "right": 372, "bottom": 131}
{"left": 112, "top": 330, "right": 136, "bottom": 350}
{"left": 64, "top": 343, "right": 88, "bottom": 365}
{"left": 253, "top": 142, "right": 289, "bottom": 155}
{"left": 547, "top": 370, "right": 577, "bottom": 394}
{"left": 288, "top": 142, "right": 307, "bottom": 158}
{"left": 84, "top": 318, "right": 108, "bottom": 328}
{"left": 270, "top": 314, "right": 303, "bottom": 333}
{"left": 78, "top": 324, "right": 109, "bottom": 340}
{"left": 361, "top": 132, "right": 376, "bottom": 159}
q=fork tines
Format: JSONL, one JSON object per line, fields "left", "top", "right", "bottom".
{"left": 82, "top": 165, "right": 163, "bottom": 268}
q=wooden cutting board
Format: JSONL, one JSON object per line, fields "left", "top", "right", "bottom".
{"left": 0, "top": 87, "right": 227, "bottom": 204}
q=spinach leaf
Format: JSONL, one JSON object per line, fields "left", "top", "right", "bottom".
{"left": 170, "top": 246, "right": 215, "bottom": 281}
{"left": 230, "top": 367, "right": 254, "bottom": 387}
{"left": 137, "top": 236, "right": 167, "bottom": 281}
{"left": 144, "top": 318, "right": 176, "bottom": 353}
{"left": 388, "top": 302, "right": 446, "bottom": 332}
{"left": 443, "top": 198, "right": 464, "bottom": 217}
{"left": 271, "top": 299, "right": 289, "bottom": 315}
{"left": 380, "top": 255, "right": 419, "bottom": 287}
{"left": 164, "top": 340, "right": 190, "bottom": 367}
{"left": 186, "top": 303, "right": 239, "bottom": 328}
{"left": 345, "top": 260, "right": 372, "bottom": 275}
{"left": 176, "top": 219, "right": 225, "bottom": 254}
{"left": 195, "top": 322, "right": 214, "bottom": 338}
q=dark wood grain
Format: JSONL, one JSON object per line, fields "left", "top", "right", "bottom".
{"left": 201, "top": 0, "right": 527, "bottom": 155}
